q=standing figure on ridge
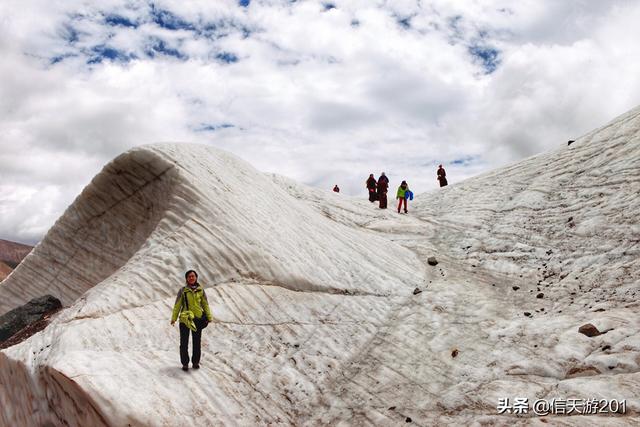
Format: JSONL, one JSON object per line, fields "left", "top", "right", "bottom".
{"left": 171, "top": 270, "right": 213, "bottom": 371}
{"left": 366, "top": 174, "right": 377, "bottom": 202}
{"left": 333, "top": 185, "right": 340, "bottom": 193}
{"left": 396, "top": 180, "right": 410, "bottom": 213}
{"left": 377, "top": 172, "right": 389, "bottom": 209}
{"left": 437, "top": 164, "right": 448, "bottom": 187}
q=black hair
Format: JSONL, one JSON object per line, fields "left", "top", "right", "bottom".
{"left": 185, "top": 270, "right": 198, "bottom": 280}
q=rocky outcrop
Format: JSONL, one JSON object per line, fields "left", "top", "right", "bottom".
{"left": 0, "top": 295, "right": 62, "bottom": 344}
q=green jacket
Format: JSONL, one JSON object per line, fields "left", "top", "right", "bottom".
{"left": 171, "top": 285, "right": 213, "bottom": 325}
{"left": 396, "top": 185, "right": 409, "bottom": 199}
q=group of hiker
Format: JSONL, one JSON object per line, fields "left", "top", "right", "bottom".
{"left": 366, "top": 173, "right": 412, "bottom": 213}
{"left": 363, "top": 165, "right": 447, "bottom": 213}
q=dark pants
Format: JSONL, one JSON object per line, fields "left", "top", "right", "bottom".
{"left": 179, "top": 323, "right": 202, "bottom": 366}
{"left": 439, "top": 178, "right": 448, "bottom": 187}
{"left": 378, "top": 191, "right": 387, "bottom": 208}
{"left": 368, "top": 189, "right": 377, "bottom": 202}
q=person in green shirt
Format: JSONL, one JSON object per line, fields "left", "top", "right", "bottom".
{"left": 171, "top": 270, "right": 213, "bottom": 371}
{"left": 396, "top": 180, "right": 410, "bottom": 213}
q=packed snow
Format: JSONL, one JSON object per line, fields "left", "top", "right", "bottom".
{"left": 0, "top": 106, "right": 639, "bottom": 426}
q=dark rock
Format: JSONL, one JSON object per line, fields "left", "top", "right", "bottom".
{"left": 512, "top": 286, "right": 519, "bottom": 291}
{"left": 405, "top": 417, "right": 412, "bottom": 423}
{"left": 413, "top": 288, "right": 422, "bottom": 295}
{"left": 578, "top": 323, "right": 600, "bottom": 337}
{"left": 388, "top": 406, "right": 396, "bottom": 411}
{"left": 427, "top": 257, "right": 438, "bottom": 266}
{"left": 524, "top": 312, "right": 532, "bottom": 317}
{"left": 567, "top": 217, "right": 573, "bottom": 222}
{"left": 567, "top": 140, "right": 575, "bottom": 146}
{"left": 602, "top": 345, "right": 611, "bottom": 351}
{"left": 536, "top": 293, "right": 544, "bottom": 299}
{"left": 0, "top": 295, "right": 62, "bottom": 343}
{"left": 451, "top": 349, "right": 459, "bottom": 358}
{"left": 594, "top": 308, "right": 606, "bottom": 312}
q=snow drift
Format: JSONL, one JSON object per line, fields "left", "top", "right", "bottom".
{"left": 1, "top": 106, "right": 639, "bottom": 425}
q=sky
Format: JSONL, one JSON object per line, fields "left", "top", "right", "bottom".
{"left": 1, "top": 0, "right": 640, "bottom": 245}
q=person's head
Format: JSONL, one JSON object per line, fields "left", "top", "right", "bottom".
{"left": 439, "top": 164, "right": 443, "bottom": 168}
{"left": 370, "top": 174, "right": 374, "bottom": 178}
{"left": 381, "top": 172, "right": 386, "bottom": 176}
{"left": 401, "top": 180, "right": 407, "bottom": 187}
{"left": 185, "top": 270, "right": 198, "bottom": 285}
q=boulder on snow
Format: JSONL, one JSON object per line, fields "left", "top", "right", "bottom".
{"left": 412, "top": 288, "right": 422, "bottom": 295}
{"left": 578, "top": 323, "right": 601, "bottom": 337}
{"left": 427, "top": 257, "right": 438, "bottom": 266}
{"left": 0, "top": 295, "right": 62, "bottom": 343}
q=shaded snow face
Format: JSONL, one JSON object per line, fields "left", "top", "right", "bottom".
{"left": 1, "top": 107, "right": 640, "bottom": 425}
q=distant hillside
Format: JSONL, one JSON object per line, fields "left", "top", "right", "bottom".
{"left": 0, "top": 262, "right": 13, "bottom": 282}
{"left": 0, "top": 239, "right": 33, "bottom": 281}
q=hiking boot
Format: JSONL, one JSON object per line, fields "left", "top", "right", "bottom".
{"left": 193, "top": 364, "right": 200, "bottom": 369}
{"left": 404, "top": 210, "right": 408, "bottom": 213}
{"left": 182, "top": 365, "right": 189, "bottom": 371}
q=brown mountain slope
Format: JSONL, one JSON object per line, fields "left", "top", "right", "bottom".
{"left": 0, "top": 261, "right": 12, "bottom": 282}
{"left": 0, "top": 239, "right": 33, "bottom": 268}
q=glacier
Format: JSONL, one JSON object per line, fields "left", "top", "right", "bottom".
{"left": 0, "top": 106, "right": 639, "bottom": 425}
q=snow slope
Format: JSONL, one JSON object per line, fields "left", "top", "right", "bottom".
{"left": 0, "top": 106, "right": 639, "bottom": 426}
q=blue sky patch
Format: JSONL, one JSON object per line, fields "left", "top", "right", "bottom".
{"left": 196, "top": 123, "right": 235, "bottom": 132}
{"left": 451, "top": 155, "right": 479, "bottom": 166}
{"left": 216, "top": 52, "right": 239, "bottom": 63}
{"left": 105, "top": 14, "right": 138, "bottom": 29}
{"left": 50, "top": 53, "right": 77, "bottom": 65}
{"left": 397, "top": 16, "right": 412, "bottom": 30}
{"left": 87, "top": 45, "right": 135, "bottom": 64}
{"left": 468, "top": 44, "right": 500, "bottom": 74}
{"left": 61, "top": 24, "right": 79, "bottom": 44}
{"left": 239, "top": 0, "right": 251, "bottom": 7}
{"left": 146, "top": 38, "right": 187, "bottom": 60}
{"left": 150, "top": 5, "right": 195, "bottom": 31}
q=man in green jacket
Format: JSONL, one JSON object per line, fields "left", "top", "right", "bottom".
{"left": 171, "top": 270, "right": 213, "bottom": 371}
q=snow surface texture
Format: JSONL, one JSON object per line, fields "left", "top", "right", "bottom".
{"left": 0, "top": 106, "right": 639, "bottom": 425}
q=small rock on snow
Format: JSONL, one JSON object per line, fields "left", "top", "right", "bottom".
{"left": 578, "top": 323, "right": 601, "bottom": 337}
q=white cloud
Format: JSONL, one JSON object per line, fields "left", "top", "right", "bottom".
{"left": 1, "top": 0, "right": 640, "bottom": 243}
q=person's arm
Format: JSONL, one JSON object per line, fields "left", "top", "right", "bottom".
{"left": 170, "top": 288, "right": 183, "bottom": 324}
{"left": 201, "top": 289, "right": 213, "bottom": 322}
